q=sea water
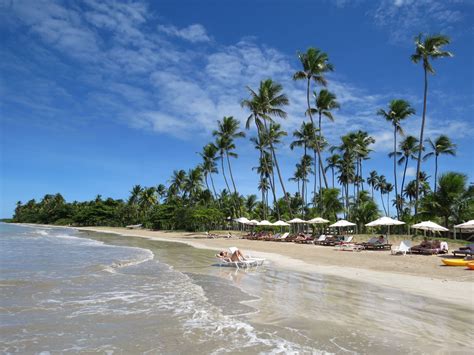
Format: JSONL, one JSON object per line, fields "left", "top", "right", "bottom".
{"left": 1, "top": 223, "right": 472, "bottom": 354}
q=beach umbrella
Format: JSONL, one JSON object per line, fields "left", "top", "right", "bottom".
{"left": 412, "top": 221, "right": 448, "bottom": 237}
{"left": 329, "top": 220, "right": 356, "bottom": 228}
{"left": 272, "top": 220, "right": 290, "bottom": 226}
{"left": 257, "top": 220, "right": 273, "bottom": 226}
{"left": 453, "top": 220, "right": 474, "bottom": 240}
{"left": 287, "top": 218, "right": 307, "bottom": 233}
{"left": 365, "top": 216, "right": 405, "bottom": 241}
{"left": 234, "top": 217, "right": 250, "bottom": 224}
{"left": 248, "top": 219, "right": 259, "bottom": 225}
{"left": 307, "top": 217, "right": 330, "bottom": 224}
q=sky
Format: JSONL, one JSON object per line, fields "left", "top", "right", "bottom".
{"left": 1, "top": 0, "right": 473, "bottom": 218}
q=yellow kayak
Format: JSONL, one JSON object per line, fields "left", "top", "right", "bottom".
{"left": 468, "top": 262, "right": 474, "bottom": 270}
{"left": 442, "top": 259, "right": 471, "bottom": 267}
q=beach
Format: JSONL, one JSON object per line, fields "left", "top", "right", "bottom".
{"left": 77, "top": 226, "right": 474, "bottom": 306}
{"left": 1, "top": 223, "right": 473, "bottom": 353}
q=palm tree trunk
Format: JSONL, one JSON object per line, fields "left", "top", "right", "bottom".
{"left": 360, "top": 159, "right": 364, "bottom": 192}
{"left": 415, "top": 66, "right": 428, "bottom": 215}
{"left": 204, "top": 174, "right": 210, "bottom": 194}
{"left": 393, "top": 127, "right": 399, "bottom": 219}
{"left": 226, "top": 152, "right": 238, "bottom": 195}
{"left": 434, "top": 154, "right": 438, "bottom": 193}
{"left": 209, "top": 173, "right": 218, "bottom": 200}
{"left": 220, "top": 155, "right": 231, "bottom": 193}
{"left": 380, "top": 190, "right": 387, "bottom": 215}
{"left": 306, "top": 80, "right": 328, "bottom": 189}
{"left": 387, "top": 192, "right": 390, "bottom": 216}
{"left": 313, "top": 149, "right": 317, "bottom": 206}
{"left": 331, "top": 167, "right": 335, "bottom": 189}
{"left": 401, "top": 157, "right": 408, "bottom": 205}
{"left": 261, "top": 182, "right": 266, "bottom": 220}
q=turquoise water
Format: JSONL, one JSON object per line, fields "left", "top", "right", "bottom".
{"left": 1, "top": 223, "right": 472, "bottom": 354}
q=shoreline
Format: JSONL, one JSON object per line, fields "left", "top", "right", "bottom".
{"left": 72, "top": 226, "right": 474, "bottom": 309}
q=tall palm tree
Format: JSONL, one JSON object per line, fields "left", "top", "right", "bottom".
{"left": 325, "top": 153, "right": 341, "bottom": 189}
{"left": 199, "top": 143, "right": 219, "bottom": 199}
{"left": 241, "top": 79, "right": 292, "bottom": 215}
{"left": 377, "top": 99, "right": 415, "bottom": 218}
{"left": 392, "top": 135, "right": 419, "bottom": 199}
{"left": 376, "top": 175, "right": 388, "bottom": 216}
{"left": 138, "top": 187, "right": 157, "bottom": 216}
{"left": 367, "top": 170, "right": 379, "bottom": 199}
{"left": 290, "top": 122, "right": 316, "bottom": 202}
{"left": 423, "top": 135, "right": 457, "bottom": 193}
{"left": 169, "top": 170, "right": 187, "bottom": 198}
{"left": 214, "top": 137, "right": 232, "bottom": 194}
{"left": 212, "top": 116, "right": 245, "bottom": 196}
{"left": 293, "top": 47, "right": 333, "bottom": 189}
{"left": 128, "top": 185, "right": 143, "bottom": 205}
{"left": 308, "top": 89, "right": 340, "bottom": 191}
{"left": 156, "top": 184, "right": 167, "bottom": 202}
{"left": 411, "top": 33, "right": 453, "bottom": 213}
{"left": 385, "top": 183, "right": 394, "bottom": 216}
{"left": 184, "top": 167, "right": 203, "bottom": 202}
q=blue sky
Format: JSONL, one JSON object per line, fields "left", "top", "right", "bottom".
{"left": 1, "top": 0, "right": 473, "bottom": 217}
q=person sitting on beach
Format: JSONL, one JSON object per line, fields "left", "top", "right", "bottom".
{"left": 375, "top": 235, "right": 385, "bottom": 244}
{"left": 216, "top": 248, "right": 246, "bottom": 262}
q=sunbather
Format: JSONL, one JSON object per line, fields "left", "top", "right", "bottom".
{"left": 216, "top": 248, "right": 246, "bottom": 262}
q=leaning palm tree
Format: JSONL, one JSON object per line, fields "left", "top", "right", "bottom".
{"left": 212, "top": 116, "right": 245, "bottom": 196}
{"left": 423, "top": 135, "right": 456, "bottom": 193}
{"left": 290, "top": 122, "right": 316, "bottom": 200}
{"left": 411, "top": 33, "right": 453, "bottom": 213}
{"left": 376, "top": 175, "right": 388, "bottom": 216}
{"left": 241, "top": 79, "right": 292, "bottom": 215}
{"left": 377, "top": 99, "right": 415, "bottom": 218}
{"left": 293, "top": 47, "right": 333, "bottom": 189}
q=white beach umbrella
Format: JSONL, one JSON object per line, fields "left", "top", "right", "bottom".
{"left": 366, "top": 216, "right": 405, "bottom": 227}
{"left": 307, "top": 217, "right": 330, "bottom": 224}
{"left": 287, "top": 218, "right": 307, "bottom": 224}
{"left": 454, "top": 220, "right": 474, "bottom": 229}
{"left": 257, "top": 220, "right": 273, "bottom": 226}
{"left": 329, "top": 220, "right": 356, "bottom": 228}
{"left": 234, "top": 217, "right": 250, "bottom": 224}
{"left": 248, "top": 219, "right": 259, "bottom": 225}
{"left": 411, "top": 221, "right": 448, "bottom": 232}
{"left": 272, "top": 220, "right": 290, "bottom": 226}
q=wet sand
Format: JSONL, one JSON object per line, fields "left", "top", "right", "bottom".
{"left": 76, "top": 227, "right": 474, "bottom": 309}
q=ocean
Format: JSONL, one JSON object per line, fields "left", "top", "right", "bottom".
{"left": 0, "top": 223, "right": 472, "bottom": 354}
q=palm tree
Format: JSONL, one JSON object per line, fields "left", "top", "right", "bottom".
{"left": 293, "top": 47, "right": 333, "bottom": 189}
{"left": 199, "top": 143, "right": 219, "bottom": 199}
{"left": 128, "top": 185, "right": 143, "bottom": 205}
{"left": 156, "top": 184, "right": 167, "bottom": 202}
{"left": 214, "top": 136, "right": 232, "bottom": 194}
{"left": 245, "top": 194, "right": 258, "bottom": 215}
{"left": 212, "top": 116, "right": 245, "bottom": 196}
{"left": 169, "top": 170, "right": 187, "bottom": 198}
{"left": 423, "top": 135, "right": 457, "bottom": 193}
{"left": 377, "top": 99, "right": 415, "bottom": 218}
{"left": 184, "top": 167, "right": 203, "bottom": 202}
{"left": 290, "top": 122, "right": 316, "bottom": 202}
{"left": 138, "top": 187, "right": 157, "bottom": 217}
{"left": 367, "top": 170, "right": 379, "bottom": 199}
{"left": 385, "top": 183, "right": 394, "bottom": 216}
{"left": 411, "top": 33, "right": 453, "bottom": 213}
{"left": 376, "top": 175, "right": 388, "bottom": 216}
{"left": 241, "top": 79, "right": 292, "bottom": 215}
{"left": 392, "top": 135, "right": 419, "bottom": 199}
{"left": 308, "top": 89, "right": 340, "bottom": 191}
{"left": 325, "top": 154, "right": 341, "bottom": 189}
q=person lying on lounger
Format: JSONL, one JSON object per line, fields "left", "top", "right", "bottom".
{"left": 375, "top": 235, "right": 385, "bottom": 244}
{"left": 216, "top": 248, "right": 246, "bottom": 262}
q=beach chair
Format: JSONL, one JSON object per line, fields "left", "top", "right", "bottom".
{"left": 273, "top": 232, "right": 289, "bottom": 241}
{"left": 452, "top": 243, "right": 474, "bottom": 257}
{"left": 216, "top": 247, "right": 265, "bottom": 269}
{"left": 358, "top": 237, "right": 392, "bottom": 251}
{"left": 313, "top": 235, "right": 327, "bottom": 245}
{"left": 391, "top": 240, "right": 412, "bottom": 255}
{"left": 411, "top": 240, "right": 448, "bottom": 255}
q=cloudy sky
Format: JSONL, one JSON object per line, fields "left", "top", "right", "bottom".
{"left": 1, "top": 0, "right": 473, "bottom": 217}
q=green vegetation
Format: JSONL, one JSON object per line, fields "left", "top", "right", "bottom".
{"left": 11, "top": 33, "right": 473, "bottom": 231}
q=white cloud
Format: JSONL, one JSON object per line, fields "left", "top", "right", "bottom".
{"left": 371, "top": 0, "right": 465, "bottom": 44}
{"left": 405, "top": 166, "right": 416, "bottom": 177}
{"left": 157, "top": 24, "right": 211, "bottom": 43}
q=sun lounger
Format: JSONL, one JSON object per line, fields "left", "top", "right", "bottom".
{"left": 358, "top": 237, "right": 392, "bottom": 250}
{"left": 313, "top": 235, "right": 327, "bottom": 245}
{"left": 411, "top": 240, "right": 448, "bottom": 255}
{"left": 216, "top": 247, "right": 265, "bottom": 269}
{"left": 391, "top": 240, "right": 412, "bottom": 255}
{"left": 294, "top": 234, "right": 314, "bottom": 244}
{"left": 452, "top": 243, "right": 474, "bottom": 257}
{"left": 321, "top": 235, "right": 343, "bottom": 246}
{"left": 335, "top": 243, "right": 364, "bottom": 252}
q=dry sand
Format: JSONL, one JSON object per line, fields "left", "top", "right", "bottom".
{"left": 76, "top": 226, "right": 474, "bottom": 308}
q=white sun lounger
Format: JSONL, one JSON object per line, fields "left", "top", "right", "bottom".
{"left": 216, "top": 247, "right": 265, "bottom": 269}
{"left": 391, "top": 240, "right": 412, "bottom": 255}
